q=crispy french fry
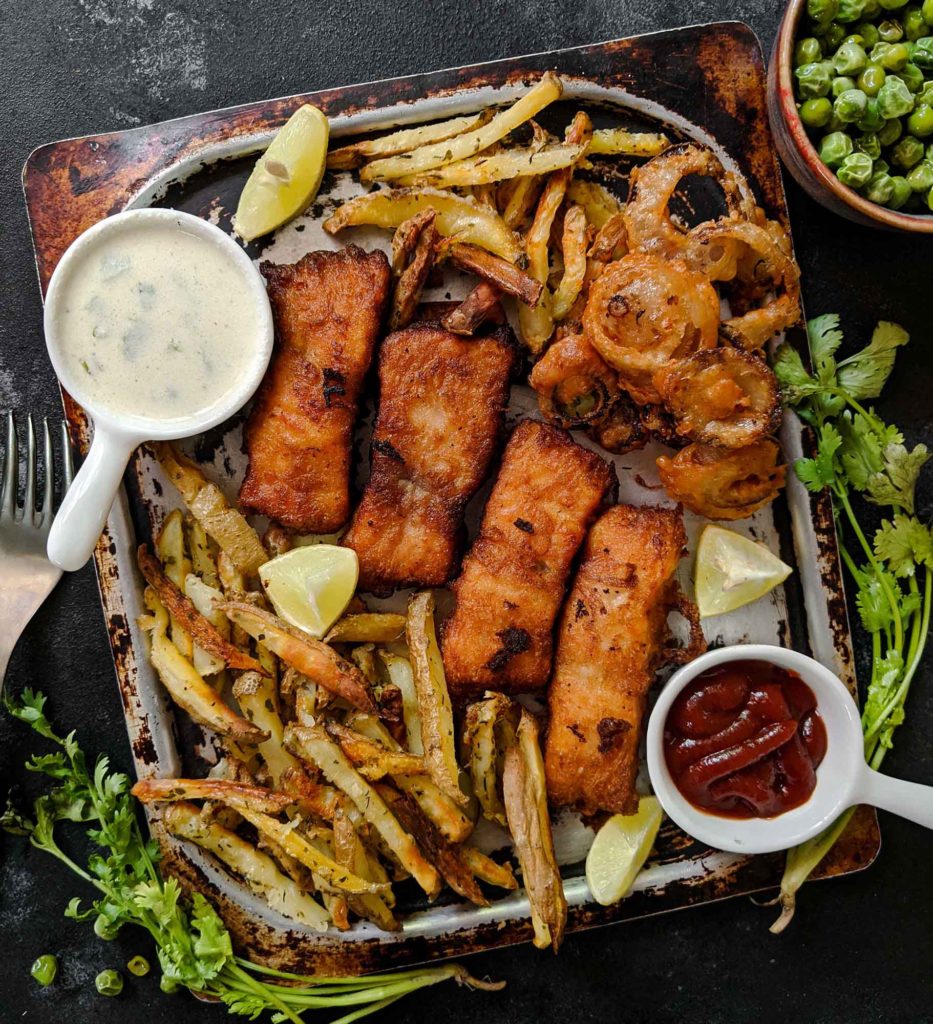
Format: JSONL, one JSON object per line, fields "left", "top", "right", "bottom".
{"left": 442, "top": 242, "right": 542, "bottom": 306}
{"left": 324, "top": 188, "right": 522, "bottom": 262}
{"left": 325, "top": 721, "right": 426, "bottom": 779}
{"left": 164, "top": 803, "right": 330, "bottom": 931}
{"left": 443, "top": 282, "right": 505, "bottom": 337}
{"left": 502, "top": 709, "right": 567, "bottom": 952}
{"left": 156, "top": 443, "right": 267, "bottom": 576}
{"left": 138, "top": 546, "right": 264, "bottom": 673}
{"left": 219, "top": 602, "right": 377, "bottom": 714}
{"left": 460, "top": 846, "right": 518, "bottom": 890}
{"left": 324, "top": 613, "right": 406, "bottom": 644}
{"left": 286, "top": 724, "right": 441, "bottom": 897}
{"left": 393, "top": 774, "right": 474, "bottom": 844}
{"left": 377, "top": 785, "right": 487, "bottom": 906}
{"left": 332, "top": 804, "right": 400, "bottom": 931}
{"left": 132, "top": 777, "right": 291, "bottom": 814}
{"left": 552, "top": 205, "right": 588, "bottom": 321}
{"left": 390, "top": 211, "right": 437, "bottom": 330}
{"left": 566, "top": 180, "right": 621, "bottom": 230}
{"left": 279, "top": 766, "right": 339, "bottom": 820}
{"left": 232, "top": 671, "right": 301, "bottom": 785}
{"left": 406, "top": 592, "right": 465, "bottom": 806}
{"left": 361, "top": 73, "right": 562, "bottom": 182}
{"left": 141, "top": 590, "right": 268, "bottom": 744}
{"left": 503, "top": 175, "right": 543, "bottom": 229}
{"left": 396, "top": 141, "right": 587, "bottom": 188}
{"left": 326, "top": 112, "right": 490, "bottom": 170}
{"left": 588, "top": 127, "right": 668, "bottom": 157}
{"left": 156, "top": 509, "right": 193, "bottom": 660}
{"left": 463, "top": 693, "right": 514, "bottom": 827}
{"left": 224, "top": 801, "right": 389, "bottom": 897}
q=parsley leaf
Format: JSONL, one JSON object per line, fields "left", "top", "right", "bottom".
{"left": 836, "top": 321, "right": 909, "bottom": 399}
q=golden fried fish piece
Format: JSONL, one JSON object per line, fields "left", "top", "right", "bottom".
{"left": 239, "top": 246, "right": 390, "bottom": 533}
{"left": 342, "top": 323, "right": 517, "bottom": 592}
{"left": 442, "top": 421, "right": 616, "bottom": 697}
{"left": 544, "top": 504, "right": 689, "bottom": 815}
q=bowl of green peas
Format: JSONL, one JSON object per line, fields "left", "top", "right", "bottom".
{"left": 768, "top": 0, "right": 933, "bottom": 231}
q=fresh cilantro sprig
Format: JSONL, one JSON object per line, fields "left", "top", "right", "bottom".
{"left": 770, "top": 316, "right": 932, "bottom": 932}
{"left": 2, "top": 690, "right": 502, "bottom": 1021}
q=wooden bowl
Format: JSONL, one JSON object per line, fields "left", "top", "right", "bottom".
{"left": 768, "top": 0, "right": 933, "bottom": 233}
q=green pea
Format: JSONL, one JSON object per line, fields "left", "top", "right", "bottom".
{"left": 911, "top": 35, "right": 933, "bottom": 66}
{"left": 800, "top": 96, "right": 835, "bottom": 126}
{"left": 899, "top": 61, "right": 925, "bottom": 89}
{"left": 31, "top": 955, "right": 58, "bottom": 987}
{"left": 127, "top": 955, "right": 150, "bottom": 977}
{"left": 820, "top": 129, "right": 856, "bottom": 165}
{"left": 923, "top": 0, "right": 933, "bottom": 23}
{"left": 796, "top": 36, "right": 824, "bottom": 65}
{"left": 838, "top": 0, "right": 868, "bottom": 19}
{"left": 837, "top": 150, "right": 875, "bottom": 184}
{"left": 858, "top": 63, "right": 887, "bottom": 93}
{"left": 905, "top": 6, "right": 928, "bottom": 37}
{"left": 857, "top": 131, "right": 883, "bottom": 156}
{"left": 878, "top": 0, "right": 910, "bottom": 8}
{"left": 888, "top": 174, "right": 913, "bottom": 205}
{"left": 95, "top": 970, "right": 123, "bottom": 997}
{"left": 835, "top": 87, "right": 870, "bottom": 120}
{"left": 906, "top": 159, "right": 933, "bottom": 188}
{"left": 856, "top": 21, "right": 882, "bottom": 45}
{"left": 908, "top": 100, "right": 933, "bottom": 133}
{"left": 795, "top": 61, "right": 834, "bottom": 97}
{"left": 892, "top": 133, "right": 926, "bottom": 165}
{"left": 878, "top": 74, "right": 917, "bottom": 115}
{"left": 826, "top": 22, "right": 848, "bottom": 47}
{"left": 878, "top": 116, "right": 905, "bottom": 143}
{"left": 833, "top": 38, "right": 869, "bottom": 72}
{"left": 858, "top": 95, "right": 887, "bottom": 128}
{"left": 878, "top": 19, "right": 905, "bottom": 41}
{"left": 865, "top": 169, "right": 896, "bottom": 201}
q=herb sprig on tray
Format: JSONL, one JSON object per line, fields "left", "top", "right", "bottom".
{"left": 1, "top": 690, "right": 502, "bottom": 1021}
{"left": 773, "top": 314, "right": 932, "bottom": 931}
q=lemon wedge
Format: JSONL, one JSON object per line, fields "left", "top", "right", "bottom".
{"left": 234, "top": 104, "right": 329, "bottom": 241}
{"left": 694, "top": 524, "right": 793, "bottom": 619}
{"left": 258, "top": 545, "right": 358, "bottom": 639}
{"left": 586, "top": 796, "right": 663, "bottom": 906}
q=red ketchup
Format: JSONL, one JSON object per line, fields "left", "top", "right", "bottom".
{"left": 663, "top": 659, "right": 827, "bottom": 819}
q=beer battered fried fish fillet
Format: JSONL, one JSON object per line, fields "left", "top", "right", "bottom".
{"left": 544, "top": 504, "right": 689, "bottom": 815}
{"left": 239, "top": 246, "right": 390, "bottom": 533}
{"left": 442, "top": 421, "right": 616, "bottom": 697}
{"left": 342, "top": 323, "right": 517, "bottom": 593}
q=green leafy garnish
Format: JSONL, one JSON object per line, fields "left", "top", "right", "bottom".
{"left": 3, "top": 690, "right": 503, "bottom": 1021}
{"left": 772, "top": 317, "right": 932, "bottom": 933}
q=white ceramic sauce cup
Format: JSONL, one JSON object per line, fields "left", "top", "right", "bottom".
{"left": 43, "top": 209, "right": 273, "bottom": 572}
{"left": 646, "top": 644, "right": 933, "bottom": 854}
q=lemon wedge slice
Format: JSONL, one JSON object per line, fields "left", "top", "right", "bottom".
{"left": 258, "top": 545, "right": 358, "bottom": 639}
{"left": 586, "top": 796, "right": 663, "bottom": 906}
{"left": 694, "top": 524, "right": 793, "bottom": 619}
{"left": 234, "top": 104, "right": 329, "bottom": 241}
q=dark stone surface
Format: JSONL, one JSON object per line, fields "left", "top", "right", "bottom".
{"left": 1, "top": 1, "right": 930, "bottom": 1022}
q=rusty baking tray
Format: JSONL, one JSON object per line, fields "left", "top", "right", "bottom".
{"left": 22, "top": 21, "right": 880, "bottom": 975}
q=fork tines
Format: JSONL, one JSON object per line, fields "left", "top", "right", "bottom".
{"left": 1, "top": 411, "right": 74, "bottom": 525}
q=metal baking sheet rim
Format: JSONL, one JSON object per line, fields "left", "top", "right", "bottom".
{"left": 21, "top": 23, "right": 880, "bottom": 972}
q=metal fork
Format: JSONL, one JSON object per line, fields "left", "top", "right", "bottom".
{"left": 0, "top": 411, "right": 74, "bottom": 690}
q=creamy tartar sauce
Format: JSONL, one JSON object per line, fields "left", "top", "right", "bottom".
{"left": 52, "top": 219, "right": 261, "bottom": 422}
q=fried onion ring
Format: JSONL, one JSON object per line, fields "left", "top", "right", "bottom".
{"left": 582, "top": 253, "right": 719, "bottom": 405}
{"left": 529, "top": 326, "right": 620, "bottom": 427}
{"left": 653, "top": 348, "right": 781, "bottom": 449}
{"left": 656, "top": 439, "right": 786, "bottom": 520}
{"left": 623, "top": 142, "right": 745, "bottom": 258}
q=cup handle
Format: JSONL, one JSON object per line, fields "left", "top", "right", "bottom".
{"left": 852, "top": 763, "right": 933, "bottom": 831}
{"left": 47, "top": 425, "right": 137, "bottom": 572}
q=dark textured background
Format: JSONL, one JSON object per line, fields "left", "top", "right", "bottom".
{"left": 1, "top": 2, "right": 931, "bottom": 1022}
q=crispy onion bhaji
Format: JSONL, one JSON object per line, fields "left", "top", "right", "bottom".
{"left": 656, "top": 438, "right": 786, "bottom": 521}
{"left": 545, "top": 504, "right": 696, "bottom": 815}
{"left": 240, "top": 246, "right": 390, "bottom": 533}
{"left": 343, "top": 323, "right": 517, "bottom": 593}
{"left": 582, "top": 253, "right": 719, "bottom": 405}
{"left": 654, "top": 348, "right": 781, "bottom": 448}
{"left": 442, "top": 421, "right": 616, "bottom": 698}
{"left": 529, "top": 325, "right": 620, "bottom": 428}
